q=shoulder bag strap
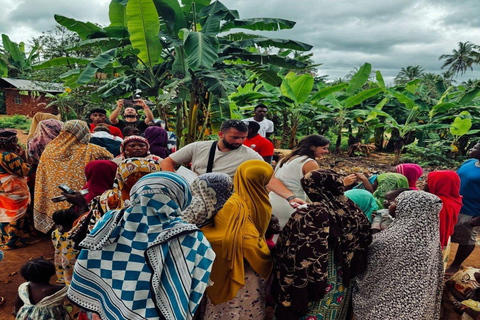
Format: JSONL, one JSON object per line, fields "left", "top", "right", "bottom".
{"left": 206, "top": 141, "right": 218, "bottom": 173}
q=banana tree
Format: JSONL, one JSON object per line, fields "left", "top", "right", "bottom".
{"left": 0, "top": 34, "right": 41, "bottom": 77}
{"left": 311, "top": 63, "right": 384, "bottom": 152}
{"left": 33, "top": 0, "right": 313, "bottom": 147}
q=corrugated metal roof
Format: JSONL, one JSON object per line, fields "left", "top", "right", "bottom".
{"left": 0, "top": 77, "right": 64, "bottom": 93}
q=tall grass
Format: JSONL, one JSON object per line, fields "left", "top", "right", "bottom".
{"left": 0, "top": 115, "right": 31, "bottom": 131}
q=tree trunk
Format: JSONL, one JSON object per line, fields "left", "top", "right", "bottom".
{"left": 288, "top": 117, "right": 299, "bottom": 149}
{"left": 280, "top": 112, "right": 291, "bottom": 148}
{"left": 335, "top": 124, "right": 343, "bottom": 153}
{"left": 374, "top": 126, "right": 384, "bottom": 151}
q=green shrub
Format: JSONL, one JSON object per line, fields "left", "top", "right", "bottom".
{"left": 402, "top": 141, "right": 465, "bottom": 169}
{"left": 0, "top": 115, "right": 31, "bottom": 131}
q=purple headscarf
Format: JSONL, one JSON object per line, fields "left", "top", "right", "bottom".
{"left": 143, "top": 126, "right": 169, "bottom": 158}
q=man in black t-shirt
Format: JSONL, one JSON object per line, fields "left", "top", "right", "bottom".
{"left": 109, "top": 99, "right": 154, "bottom": 134}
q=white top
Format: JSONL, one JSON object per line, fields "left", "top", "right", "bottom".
{"left": 168, "top": 140, "right": 263, "bottom": 178}
{"left": 243, "top": 117, "right": 274, "bottom": 137}
{"left": 269, "top": 155, "right": 316, "bottom": 228}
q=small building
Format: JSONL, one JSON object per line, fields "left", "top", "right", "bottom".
{"left": 0, "top": 78, "right": 63, "bottom": 116}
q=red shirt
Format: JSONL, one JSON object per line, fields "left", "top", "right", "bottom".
{"left": 243, "top": 134, "right": 274, "bottom": 157}
{"left": 89, "top": 124, "right": 123, "bottom": 139}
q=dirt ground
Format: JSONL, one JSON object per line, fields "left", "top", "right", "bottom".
{"left": 0, "top": 130, "right": 477, "bottom": 319}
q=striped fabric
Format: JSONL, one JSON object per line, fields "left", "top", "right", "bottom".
{"left": 68, "top": 172, "right": 215, "bottom": 320}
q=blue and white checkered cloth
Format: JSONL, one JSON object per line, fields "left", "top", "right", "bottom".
{"left": 68, "top": 172, "right": 215, "bottom": 320}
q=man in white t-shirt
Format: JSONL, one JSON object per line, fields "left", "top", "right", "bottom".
{"left": 161, "top": 119, "right": 304, "bottom": 206}
{"left": 243, "top": 104, "right": 274, "bottom": 139}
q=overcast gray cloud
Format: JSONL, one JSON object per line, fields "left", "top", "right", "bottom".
{"left": 0, "top": 0, "right": 479, "bottom": 83}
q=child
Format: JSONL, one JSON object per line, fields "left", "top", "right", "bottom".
{"left": 14, "top": 258, "right": 68, "bottom": 320}
{"left": 443, "top": 267, "right": 480, "bottom": 320}
{"left": 371, "top": 188, "right": 411, "bottom": 233}
{"left": 266, "top": 214, "right": 281, "bottom": 250}
{"left": 51, "top": 208, "right": 79, "bottom": 286}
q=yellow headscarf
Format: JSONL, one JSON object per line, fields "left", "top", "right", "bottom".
{"left": 202, "top": 159, "right": 273, "bottom": 305}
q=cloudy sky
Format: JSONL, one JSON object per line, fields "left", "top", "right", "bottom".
{"left": 1, "top": 0, "right": 479, "bottom": 84}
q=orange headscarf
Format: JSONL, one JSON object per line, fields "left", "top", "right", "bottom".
{"left": 202, "top": 159, "right": 273, "bottom": 304}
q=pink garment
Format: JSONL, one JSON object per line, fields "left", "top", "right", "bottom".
{"left": 396, "top": 163, "right": 423, "bottom": 190}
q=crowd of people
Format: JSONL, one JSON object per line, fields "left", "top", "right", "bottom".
{"left": 0, "top": 101, "right": 480, "bottom": 320}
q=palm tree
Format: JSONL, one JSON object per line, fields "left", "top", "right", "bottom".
{"left": 439, "top": 41, "right": 480, "bottom": 76}
{"left": 394, "top": 65, "right": 425, "bottom": 85}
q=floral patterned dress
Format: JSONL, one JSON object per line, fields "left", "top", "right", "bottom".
{"left": 300, "top": 252, "right": 349, "bottom": 320}
{"left": 51, "top": 228, "right": 79, "bottom": 286}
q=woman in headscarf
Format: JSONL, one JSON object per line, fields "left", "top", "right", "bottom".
{"left": 143, "top": 126, "right": 169, "bottom": 159}
{"left": 27, "top": 119, "right": 63, "bottom": 165}
{"left": 181, "top": 172, "right": 233, "bottom": 226}
{"left": 0, "top": 129, "right": 33, "bottom": 249}
{"left": 272, "top": 169, "right": 371, "bottom": 320}
{"left": 202, "top": 160, "right": 273, "bottom": 320}
{"left": 26, "top": 112, "right": 61, "bottom": 141}
{"left": 395, "top": 163, "right": 423, "bottom": 190}
{"left": 372, "top": 173, "right": 409, "bottom": 207}
{"left": 425, "top": 171, "right": 462, "bottom": 270}
{"left": 68, "top": 172, "right": 215, "bottom": 320}
{"left": 112, "top": 135, "right": 161, "bottom": 165}
{"left": 100, "top": 158, "right": 161, "bottom": 211}
{"left": 352, "top": 191, "right": 444, "bottom": 320}
{"left": 345, "top": 189, "right": 379, "bottom": 222}
{"left": 33, "top": 120, "right": 113, "bottom": 234}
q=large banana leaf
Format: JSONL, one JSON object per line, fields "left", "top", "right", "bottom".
{"left": 54, "top": 15, "right": 103, "bottom": 40}
{"left": 109, "top": 1, "right": 128, "bottom": 27}
{"left": 64, "top": 38, "right": 122, "bottom": 51}
{"left": 77, "top": 48, "right": 117, "bottom": 84}
{"left": 222, "top": 32, "right": 267, "bottom": 41}
{"left": 227, "top": 52, "right": 308, "bottom": 69}
{"left": 376, "top": 70, "right": 385, "bottom": 89}
{"left": 450, "top": 111, "right": 472, "bottom": 136}
{"left": 184, "top": 31, "right": 219, "bottom": 70}
{"left": 1, "top": 35, "right": 26, "bottom": 68}
{"left": 393, "top": 92, "right": 416, "bottom": 109}
{"left": 459, "top": 84, "right": 480, "bottom": 104}
{"left": 281, "top": 72, "right": 314, "bottom": 104}
{"left": 126, "top": 0, "right": 162, "bottom": 69}
{"left": 221, "top": 18, "right": 296, "bottom": 32}
{"left": 153, "top": 0, "right": 187, "bottom": 35}
{"left": 32, "top": 57, "right": 91, "bottom": 70}
{"left": 311, "top": 83, "right": 347, "bottom": 100}
{"left": 344, "top": 87, "right": 382, "bottom": 108}
{"left": 232, "top": 38, "right": 312, "bottom": 51}
{"left": 245, "top": 64, "right": 282, "bottom": 86}
{"left": 0, "top": 59, "right": 8, "bottom": 77}
{"left": 345, "top": 62, "right": 371, "bottom": 96}
{"left": 172, "top": 46, "right": 188, "bottom": 76}
{"left": 199, "top": 1, "right": 238, "bottom": 35}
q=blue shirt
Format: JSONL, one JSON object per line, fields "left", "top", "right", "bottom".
{"left": 457, "top": 158, "right": 480, "bottom": 217}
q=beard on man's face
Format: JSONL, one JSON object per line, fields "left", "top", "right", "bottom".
{"left": 222, "top": 138, "right": 242, "bottom": 150}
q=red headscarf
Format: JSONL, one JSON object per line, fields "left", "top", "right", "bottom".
{"left": 83, "top": 160, "right": 118, "bottom": 203}
{"left": 396, "top": 163, "right": 423, "bottom": 190}
{"left": 427, "top": 171, "right": 463, "bottom": 248}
